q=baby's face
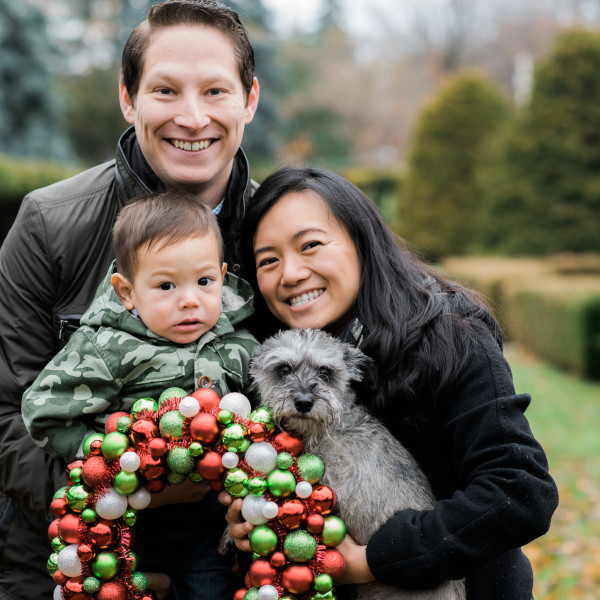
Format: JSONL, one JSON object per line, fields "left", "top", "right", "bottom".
{"left": 125, "top": 233, "right": 226, "bottom": 344}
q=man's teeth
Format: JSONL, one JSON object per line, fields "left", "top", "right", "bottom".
{"left": 171, "top": 139, "right": 211, "bottom": 151}
{"left": 289, "top": 289, "right": 324, "bottom": 307}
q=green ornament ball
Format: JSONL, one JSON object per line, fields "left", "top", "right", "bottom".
{"left": 113, "top": 470, "right": 141, "bottom": 495}
{"left": 297, "top": 453, "right": 324, "bottom": 484}
{"left": 283, "top": 529, "right": 317, "bottom": 562}
{"left": 83, "top": 576, "right": 101, "bottom": 594}
{"left": 189, "top": 442, "right": 204, "bottom": 457}
{"left": 69, "top": 467, "right": 82, "bottom": 483}
{"left": 217, "top": 408, "right": 233, "bottom": 425}
{"left": 221, "top": 422, "right": 248, "bottom": 451}
{"left": 188, "top": 472, "right": 204, "bottom": 483}
{"left": 101, "top": 431, "right": 131, "bottom": 460}
{"left": 249, "top": 406, "right": 275, "bottom": 431}
{"left": 224, "top": 467, "right": 249, "bottom": 498}
{"left": 116, "top": 415, "right": 133, "bottom": 434}
{"left": 159, "top": 387, "right": 187, "bottom": 405}
{"left": 247, "top": 476, "right": 267, "bottom": 496}
{"left": 46, "top": 552, "right": 58, "bottom": 576}
{"left": 311, "top": 592, "right": 336, "bottom": 600}
{"left": 130, "top": 397, "right": 158, "bottom": 418}
{"left": 131, "top": 570, "right": 149, "bottom": 592}
{"left": 266, "top": 468, "right": 297, "bottom": 497}
{"left": 129, "top": 551, "right": 139, "bottom": 571}
{"left": 314, "top": 573, "right": 334, "bottom": 594}
{"left": 91, "top": 551, "right": 121, "bottom": 580}
{"left": 249, "top": 524, "right": 278, "bottom": 556}
{"left": 159, "top": 410, "right": 185, "bottom": 440}
{"left": 322, "top": 515, "right": 347, "bottom": 547}
{"left": 83, "top": 433, "right": 105, "bottom": 457}
{"left": 123, "top": 508, "right": 138, "bottom": 527}
{"left": 66, "top": 484, "right": 89, "bottom": 512}
{"left": 243, "top": 588, "right": 259, "bottom": 600}
{"left": 53, "top": 486, "right": 68, "bottom": 501}
{"left": 166, "top": 447, "right": 195, "bottom": 474}
{"left": 50, "top": 536, "right": 65, "bottom": 553}
{"left": 167, "top": 472, "right": 187, "bottom": 485}
{"left": 81, "top": 508, "right": 97, "bottom": 524}
{"left": 276, "top": 452, "right": 294, "bottom": 470}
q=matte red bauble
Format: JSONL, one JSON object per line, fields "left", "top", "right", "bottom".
{"left": 305, "top": 513, "right": 325, "bottom": 534}
{"left": 52, "top": 569, "right": 68, "bottom": 585}
{"left": 50, "top": 497, "right": 69, "bottom": 518}
{"left": 281, "top": 564, "right": 314, "bottom": 594}
{"left": 104, "top": 411, "right": 130, "bottom": 434}
{"left": 270, "top": 551, "right": 287, "bottom": 568}
{"left": 48, "top": 519, "right": 60, "bottom": 542}
{"left": 191, "top": 387, "right": 221, "bottom": 410}
{"left": 58, "top": 512, "right": 81, "bottom": 544}
{"left": 196, "top": 451, "right": 225, "bottom": 480}
{"left": 248, "top": 558, "right": 276, "bottom": 587}
{"left": 144, "top": 478, "right": 167, "bottom": 493}
{"left": 148, "top": 437, "right": 167, "bottom": 459}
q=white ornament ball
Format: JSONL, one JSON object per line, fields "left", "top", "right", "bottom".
{"left": 56, "top": 544, "right": 82, "bottom": 577}
{"left": 241, "top": 494, "right": 268, "bottom": 525}
{"left": 257, "top": 584, "right": 279, "bottom": 600}
{"left": 295, "top": 480, "right": 313, "bottom": 498}
{"left": 244, "top": 442, "right": 277, "bottom": 475}
{"left": 261, "top": 501, "right": 279, "bottom": 520}
{"left": 127, "top": 486, "right": 152, "bottom": 510}
{"left": 53, "top": 585, "right": 64, "bottom": 600}
{"left": 222, "top": 451, "right": 239, "bottom": 469}
{"left": 219, "top": 392, "right": 251, "bottom": 418}
{"left": 119, "top": 450, "right": 141, "bottom": 472}
{"left": 179, "top": 396, "right": 200, "bottom": 418}
{"left": 95, "top": 487, "right": 128, "bottom": 519}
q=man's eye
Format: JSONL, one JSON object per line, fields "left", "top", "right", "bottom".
{"left": 159, "top": 283, "right": 174, "bottom": 291}
{"left": 276, "top": 363, "right": 293, "bottom": 377}
{"left": 318, "top": 367, "right": 331, "bottom": 381}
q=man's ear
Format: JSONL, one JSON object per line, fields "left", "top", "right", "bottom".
{"left": 119, "top": 80, "right": 135, "bottom": 125}
{"left": 244, "top": 78, "right": 260, "bottom": 124}
{"left": 221, "top": 263, "right": 228, "bottom": 278}
{"left": 111, "top": 273, "right": 135, "bottom": 310}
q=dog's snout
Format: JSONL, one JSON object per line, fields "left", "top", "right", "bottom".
{"left": 294, "top": 394, "right": 314, "bottom": 414}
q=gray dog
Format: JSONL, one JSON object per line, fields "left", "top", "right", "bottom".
{"left": 250, "top": 328, "right": 466, "bottom": 600}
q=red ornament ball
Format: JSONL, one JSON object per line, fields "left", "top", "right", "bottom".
{"left": 248, "top": 558, "right": 277, "bottom": 587}
{"left": 270, "top": 551, "right": 287, "bottom": 568}
{"left": 88, "top": 438, "right": 104, "bottom": 456}
{"left": 130, "top": 418, "right": 159, "bottom": 444}
{"left": 52, "top": 569, "right": 68, "bottom": 585}
{"left": 81, "top": 455, "right": 112, "bottom": 488}
{"left": 63, "top": 575, "right": 86, "bottom": 595}
{"left": 191, "top": 387, "right": 221, "bottom": 411}
{"left": 58, "top": 513, "right": 81, "bottom": 544}
{"left": 95, "top": 581, "right": 128, "bottom": 600}
{"left": 321, "top": 549, "right": 346, "bottom": 579}
{"left": 189, "top": 412, "right": 219, "bottom": 444}
{"left": 48, "top": 519, "right": 60, "bottom": 542}
{"left": 88, "top": 519, "right": 115, "bottom": 549}
{"left": 196, "top": 450, "right": 225, "bottom": 480}
{"left": 305, "top": 513, "right": 325, "bottom": 534}
{"left": 277, "top": 499, "right": 306, "bottom": 530}
{"left": 77, "top": 543, "right": 94, "bottom": 562}
{"left": 148, "top": 437, "right": 167, "bottom": 459}
{"left": 249, "top": 422, "right": 268, "bottom": 442}
{"left": 144, "top": 478, "right": 167, "bottom": 493}
{"left": 50, "top": 497, "right": 69, "bottom": 518}
{"left": 310, "top": 485, "right": 336, "bottom": 515}
{"left": 233, "top": 589, "right": 247, "bottom": 600}
{"left": 139, "top": 454, "right": 166, "bottom": 480}
{"left": 273, "top": 432, "right": 304, "bottom": 456}
{"left": 281, "top": 564, "right": 314, "bottom": 595}
{"left": 104, "top": 411, "right": 130, "bottom": 434}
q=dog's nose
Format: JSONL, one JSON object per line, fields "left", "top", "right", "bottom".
{"left": 294, "top": 394, "right": 314, "bottom": 413}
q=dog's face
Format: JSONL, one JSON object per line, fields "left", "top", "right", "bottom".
{"left": 250, "top": 329, "right": 374, "bottom": 438}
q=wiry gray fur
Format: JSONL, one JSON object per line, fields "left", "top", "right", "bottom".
{"left": 250, "top": 328, "right": 465, "bottom": 600}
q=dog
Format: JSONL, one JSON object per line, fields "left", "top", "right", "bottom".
{"left": 250, "top": 328, "right": 466, "bottom": 600}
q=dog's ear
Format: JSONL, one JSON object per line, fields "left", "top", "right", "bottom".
{"left": 343, "top": 345, "right": 378, "bottom": 392}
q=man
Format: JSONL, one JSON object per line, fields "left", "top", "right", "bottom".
{"left": 0, "top": 1, "right": 259, "bottom": 598}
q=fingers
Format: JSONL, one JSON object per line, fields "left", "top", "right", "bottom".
{"left": 218, "top": 490, "right": 233, "bottom": 506}
{"left": 145, "top": 572, "right": 172, "bottom": 600}
{"left": 223, "top": 497, "right": 254, "bottom": 552}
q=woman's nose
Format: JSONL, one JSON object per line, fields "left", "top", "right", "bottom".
{"left": 280, "top": 256, "right": 310, "bottom": 285}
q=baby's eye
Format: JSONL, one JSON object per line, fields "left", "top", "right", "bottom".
{"left": 318, "top": 367, "right": 331, "bottom": 382}
{"left": 198, "top": 278, "right": 210, "bottom": 286}
{"left": 159, "top": 282, "right": 174, "bottom": 291}
{"left": 276, "top": 363, "right": 293, "bottom": 377}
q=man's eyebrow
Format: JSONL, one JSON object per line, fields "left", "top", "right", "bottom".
{"left": 254, "top": 227, "right": 326, "bottom": 256}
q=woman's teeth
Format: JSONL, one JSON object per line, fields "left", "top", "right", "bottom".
{"left": 289, "top": 289, "right": 324, "bottom": 307}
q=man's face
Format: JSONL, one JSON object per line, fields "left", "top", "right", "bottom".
{"left": 120, "top": 24, "right": 259, "bottom": 208}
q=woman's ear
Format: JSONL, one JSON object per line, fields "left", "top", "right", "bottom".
{"left": 111, "top": 273, "right": 135, "bottom": 310}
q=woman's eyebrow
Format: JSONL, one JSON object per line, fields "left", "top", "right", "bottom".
{"left": 254, "top": 227, "right": 327, "bottom": 257}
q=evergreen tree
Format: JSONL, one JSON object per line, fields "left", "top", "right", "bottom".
{"left": 400, "top": 71, "right": 510, "bottom": 259}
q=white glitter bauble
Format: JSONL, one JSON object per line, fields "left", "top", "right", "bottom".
{"left": 222, "top": 451, "right": 239, "bottom": 469}
{"left": 179, "top": 396, "right": 200, "bottom": 418}
{"left": 241, "top": 494, "right": 268, "bottom": 525}
{"left": 295, "top": 481, "right": 313, "bottom": 498}
{"left": 119, "top": 451, "right": 141, "bottom": 472}
{"left": 219, "top": 392, "right": 251, "bottom": 418}
{"left": 127, "top": 486, "right": 152, "bottom": 510}
{"left": 244, "top": 442, "right": 277, "bottom": 475}
{"left": 261, "top": 501, "right": 279, "bottom": 520}
{"left": 56, "top": 544, "right": 82, "bottom": 577}
{"left": 257, "top": 584, "right": 279, "bottom": 600}
{"left": 53, "top": 585, "right": 64, "bottom": 600}
{"left": 95, "top": 487, "right": 128, "bottom": 519}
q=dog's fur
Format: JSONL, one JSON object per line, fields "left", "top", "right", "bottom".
{"left": 250, "top": 328, "right": 465, "bottom": 600}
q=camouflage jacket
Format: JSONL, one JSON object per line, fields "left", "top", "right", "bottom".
{"left": 22, "top": 263, "right": 259, "bottom": 463}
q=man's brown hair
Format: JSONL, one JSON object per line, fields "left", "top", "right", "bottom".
{"left": 113, "top": 191, "right": 224, "bottom": 281}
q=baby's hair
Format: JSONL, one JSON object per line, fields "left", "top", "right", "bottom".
{"left": 113, "top": 191, "right": 224, "bottom": 281}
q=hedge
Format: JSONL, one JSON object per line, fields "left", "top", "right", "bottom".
{"left": 443, "top": 256, "right": 600, "bottom": 380}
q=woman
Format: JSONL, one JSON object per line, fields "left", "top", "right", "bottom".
{"left": 223, "top": 166, "right": 558, "bottom": 599}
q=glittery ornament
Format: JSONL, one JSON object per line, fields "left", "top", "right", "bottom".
{"left": 130, "top": 397, "right": 158, "bottom": 418}
{"left": 320, "top": 549, "right": 346, "bottom": 579}
{"left": 222, "top": 451, "right": 239, "bottom": 469}
{"left": 83, "top": 576, "right": 101, "bottom": 594}
{"left": 104, "top": 411, "right": 130, "bottom": 434}
{"left": 58, "top": 513, "right": 81, "bottom": 544}
{"left": 305, "top": 513, "right": 325, "bottom": 535}
{"left": 224, "top": 468, "right": 249, "bottom": 497}
{"left": 83, "top": 433, "right": 105, "bottom": 458}
{"left": 297, "top": 454, "right": 324, "bottom": 484}
{"left": 128, "top": 486, "right": 152, "bottom": 510}
{"left": 166, "top": 447, "right": 195, "bottom": 474}
{"left": 283, "top": 529, "right": 317, "bottom": 562}
{"left": 168, "top": 472, "right": 187, "bottom": 485}
{"left": 190, "top": 412, "right": 219, "bottom": 443}
{"left": 310, "top": 485, "right": 336, "bottom": 515}
{"left": 53, "top": 486, "right": 68, "bottom": 501}
{"left": 245, "top": 442, "right": 277, "bottom": 475}
{"left": 276, "top": 452, "right": 294, "bottom": 470}
{"left": 179, "top": 395, "right": 201, "bottom": 417}
{"left": 88, "top": 519, "right": 115, "bottom": 548}
{"left": 219, "top": 392, "right": 252, "bottom": 418}
{"left": 116, "top": 415, "right": 133, "bottom": 434}
{"left": 249, "top": 525, "right": 278, "bottom": 556}
{"left": 281, "top": 564, "right": 314, "bottom": 595}
{"left": 295, "top": 481, "right": 313, "bottom": 499}
{"left": 247, "top": 476, "right": 267, "bottom": 496}
{"left": 119, "top": 451, "right": 141, "bottom": 472}
{"left": 243, "top": 588, "right": 259, "bottom": 600}
{"left": 196, "top": 450, "right": 225, "bottom": 480}
{"left": 91, "top": 551, "right": 121, "bottom": 580}
{"left": 191, "top": 387, "right": 221, "bottom": 411}
{"left": 131, "top": 571, "right": 149, "bottom": 593}
{"left": 241, "top": 494, "right": 269, "bottom": 525}
{"left": 314, "top": 573, "right": 333, "bottom": 594}
{"left": 95, "top": 487, "right": 128, "bottom": 520}
{"left": 53, "top": 585, "right": 63, "bottom": 600}
{"left": 322, "top": 516, "right": 346, "bottom": 547}
{"left": 81, "top": 455, "right": 112, "bottom": 488}
{"left": 95, "top": 581, "right": 128, "bottom": 600}
{"left": 56, "top": 544, "right": 82, "bottom": 577}
{"left": 257, "top": 584, "right": 279, "bottom": 600}
{"left": 273, "top": 431, "right": 303, "bottom": 455}
{"left": 277, "top": 499, "right": 306, "bottom": 530}
{"left": 262, "top": 501, "right": 279, "bottom": 520}
{"left": 159, "top": 410, "right": 185, "bottom": 440}
{"left": 101, "top": 432, "right": 131, "bottom": 460}
{"left": 159, "top": 387, "right": 187, "bottom": 405}
{"left": 188, "top": 472, "right": 204, "bottom": 483}
{"left": 266, "top": 469, "right": 296, "bottom": 498}
{"left": 248, "top": 558, "right": 276, "bottom": 587}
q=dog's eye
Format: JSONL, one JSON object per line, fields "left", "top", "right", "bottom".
{"left": 318, "top": 367, "right": 332, "bottom": 381}
{"left": 276, "top": 363, "right": 293, "bottom": 377}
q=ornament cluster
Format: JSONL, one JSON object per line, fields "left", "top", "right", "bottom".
{"left": 47, "top": 385, "right": 346, "bottom": 600}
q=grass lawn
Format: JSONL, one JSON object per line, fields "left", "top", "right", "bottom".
{"left": 505, "top": 343, "right": 600, "bottom": 599}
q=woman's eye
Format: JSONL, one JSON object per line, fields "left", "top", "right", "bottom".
{"left": 257, "top": 257, "right": 278, "bottom": 269}
{"left": 198, "top": 278, "right": 210, "bottom": 287}
{"left": 159, "top": 282, "right": 174, "bottom": 291}
{"left": 303, "top": 241, "right": 322, "bottom": 251}
{"left": 276, "top": 363, "right": 293, "bottom": 377}
{"left": 318, "top": 367, "right": 331, "bottom": 381}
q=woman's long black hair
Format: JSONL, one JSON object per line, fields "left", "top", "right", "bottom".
{"left": 242, "top": 167, "right": 501, "bottom": 420}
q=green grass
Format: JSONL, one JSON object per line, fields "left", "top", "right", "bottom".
{"left": 505, "top": 343, "right": 600, "bottom": 599}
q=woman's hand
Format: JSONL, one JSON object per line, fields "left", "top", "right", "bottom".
{"left": 333, "top": 534, "right": 376, "bottom": 585}
{"left": 145, "top": 572, "right": 171, "bottom": 599}
{"left": 148, "top": 479, "right": 211, "bottom": 508}
{"left": 218, "top": 491, "right": 254, "bottom": 552}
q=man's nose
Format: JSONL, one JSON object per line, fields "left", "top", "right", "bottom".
{"left": 173, "top": 95, "right": 210, "bottom": 131}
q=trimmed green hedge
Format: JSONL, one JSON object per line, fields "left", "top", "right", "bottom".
{"left": 443, "top": 256, "right": 600, "bottom": 380}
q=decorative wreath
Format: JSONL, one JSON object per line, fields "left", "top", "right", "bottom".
{"left": 47, "top": 384, "right": 347, "bottom": 600}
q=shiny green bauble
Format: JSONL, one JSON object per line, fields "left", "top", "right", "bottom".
{"left": 83, "top": 433, "right": 105, "bottom": 457}
{"left": 189, "top": 442, "right": 204, "bottom": 457}
{"left": 83, "top": 576, "right": 101, "bottom": 594}
{"left": 46, "top": 552, "right": 59, "bottom": 576}
{"left": 101, "top": 431, "right": 131, "bottom": 460}
{"left": 266, "top": 468, "right": 297, "bottom": 497}
{"left": 221, "top": 422, "right": 248, "bottom": 452}
{"left": 159, "top": 387, "right": 187, "bottom": 405}
{"left": 217, "top": 409, "right": 233, "bottom": 425}
{"left": 314, "top": 573, "right": 334, "bottom": 594}
{"left": 188, "top": 472, "right": 204, "bottom": 483}
{"left": 297, "top": 454, "right": 324, "bottom": 484}
{"left": 123, "top": 508, "right": 138, "bottom": 527}
{"left": 50, "top": 536, "right": 66, "bottom": 553}
{"left": 322, "top": 515, "right": 347, "bottom": 547}
{"left": 66, "top": 484, "right": 89, "bottom": 512}
{"left": 247, "top": 476, "right": 267, "bottom": 496}
{"left": 283, "top": 529, "right": 317, "bottom": 562}
{"left": 224, "top": 468, "right": 249, "bottom": 498}
{"left": 249, "top": 525, "right": 278, "bottom": 556}
{"left": 131, "top": 397, "right": 158, "bottom": 418}
{"left": 131, "top": 570, "right": 150, "bottom": 592}
{"left": 91, "top": 551, "right": 121, "bottom": 580}
{"left": 113, "top": 470, "right": 141, "bottom": 495}
{"left": 249, "top": 407, "right": 275, "bottom": 432}
{"left": 69, "top": 467, "right": 82, "bottom": 484}
{"left": 166, "top": 447, "right": 195, "bottom": 474}
{"left": 159, "top": 410, "right": 185, "bottom": 440}
{"left": 81, "top": 508, "right": 97, "bottom": 524}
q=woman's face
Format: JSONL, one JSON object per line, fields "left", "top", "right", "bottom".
{"left": 253, "top": 190, "right": 361, "bottom": 332}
